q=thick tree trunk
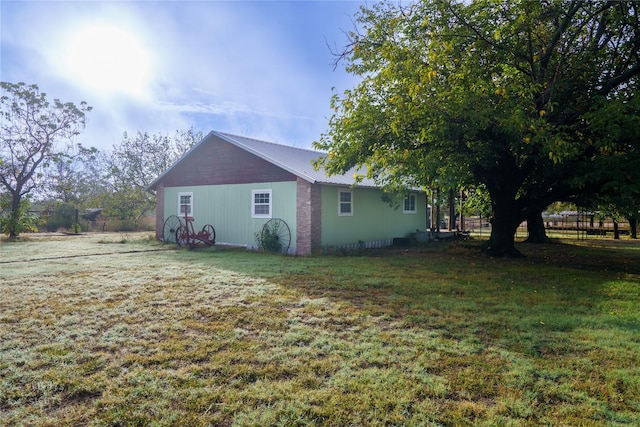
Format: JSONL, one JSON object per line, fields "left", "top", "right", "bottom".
{"left": 629, "top": 217, "right": 637, "bottom": 239}
{"left": 484, "top": 202, "right": 523, "bottom": 257}
{"left": 525, "top": 211, "right": 549, "bottom": 243}
{"left": 613, "top": 220, "right": 620, "bottom": 240}
{"left": 9, "top": 192, "right": 21, "bottom": 240}
{"left": 486, "top": 219, "right": 522, "bottom": 257}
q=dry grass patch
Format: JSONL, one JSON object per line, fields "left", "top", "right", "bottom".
{"left": 1, "top": 234, "right": 638, "bottom": 425}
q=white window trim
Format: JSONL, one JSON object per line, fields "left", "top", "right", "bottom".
{"left": 403, "top": 193, "right": 417, "bottom": 214}
{"left": 252, "top": 189, "right": 272, "bottom": 219}
{"left": 338, "top": 189, "right": 353, "bottom": 216}
{"left": 178, "top": 192, "right": 193, "bottom": 217}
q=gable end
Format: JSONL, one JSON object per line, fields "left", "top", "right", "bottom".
{"left": 158, "top": 136, "right": 298, "bottom": 187}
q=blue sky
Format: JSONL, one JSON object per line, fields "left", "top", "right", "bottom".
{"left": 1, "top": 1, "right": 366, "bottom": 151}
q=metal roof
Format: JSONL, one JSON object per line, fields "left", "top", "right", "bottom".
{"left": 148, "top": 130, "right": 379, "bottom": 190}
{"left": 216, "top": 131, "right": 378, "bottom": 187}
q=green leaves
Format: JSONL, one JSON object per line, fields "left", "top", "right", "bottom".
{"left": 317, "top": 0, "right": 639, "bottom": 255}
{"left": 0, "top": 198, "right": 41, "bottom": 237}
{"left": 1, "top": 81, "right": 91, "bottom": 237}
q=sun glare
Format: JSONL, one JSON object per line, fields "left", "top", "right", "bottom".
{"left": 61, "top": 23, "right": 153, "bottom": 99}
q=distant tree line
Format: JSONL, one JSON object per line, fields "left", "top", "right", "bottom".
{"left": 1, "top": 81, "right": 202, "bottom": 238}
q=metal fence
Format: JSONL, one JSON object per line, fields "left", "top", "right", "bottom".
{"left": 464, "top": 214, "right": 633, "bottom": 239}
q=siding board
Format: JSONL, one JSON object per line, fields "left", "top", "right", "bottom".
{"left": 163, "top": 182, "right": 297, "bottom": 251}
{"left": 320, "top": 186, "right": 426, "bottom": 247}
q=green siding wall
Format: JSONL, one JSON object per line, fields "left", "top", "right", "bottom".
{"left": 163, "top": 182, "right": 426, "bottom": 253}
{"left": 163, "top": 182, "right": 298, "bottom": 250}
{"left": 320, "top": 186, "right": 426, "bottom": 246}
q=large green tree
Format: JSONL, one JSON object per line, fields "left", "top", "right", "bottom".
{"left": 315, "top": 0, "right": 640, "bottom": 256}
{"left": 0, "top": 82, "right": 91, "bottom": 238}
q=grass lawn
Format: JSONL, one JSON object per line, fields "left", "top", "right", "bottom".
{"left": 1, "top": 233, "right": 638, "bottom": 426}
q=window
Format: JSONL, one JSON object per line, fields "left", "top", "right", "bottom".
{"left": 403, "top": 194, "right": 417, "bottom": 213}
{"left": 178, "top": 192, "right": 193, "bottom": 217}
{"left": 252, "top": 189, "right": 272, "bottom": 218}
{"left": 339, "top": 189, "right": 353, "bottom": 216}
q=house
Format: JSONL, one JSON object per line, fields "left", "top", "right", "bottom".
{"left": 147, "top": 131, "right": 427, "bottom": 255}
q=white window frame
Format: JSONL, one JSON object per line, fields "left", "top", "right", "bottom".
{"left": 338, "top": 189, "right": 353, "bottom": 216}
{"left": 252, "top": 189, "right": 272, "bottom": 219}
{"left": 403, "top": 194, "right": 417, "bottom": 214}
{"left": 178, "top": 192, "right": 193, "bottom": 217}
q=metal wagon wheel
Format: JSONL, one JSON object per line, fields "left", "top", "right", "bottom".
{"left": 260, "top": 218, "right": 291, "bottom": 253}
{"left": 202, "top": 224, "right": 215, "bottom": 244}
{"left": 176, "top": 225, "right": 189, "bottom": 247}
{"left": 163, "top": 215, "right": 182, "bottom": 243}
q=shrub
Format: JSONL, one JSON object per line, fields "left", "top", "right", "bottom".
{"left": 45, "top": 203, "right": 76, "bottom": 232}
{"left": 0, "top": 199, "right": 41, "bottom": 237}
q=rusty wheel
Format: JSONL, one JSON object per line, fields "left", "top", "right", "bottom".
{"left": 259, "top": 218, "right": 291, "bottom": 253}
{"left": 176, "top": 225, "right": 189, "bottom": 247}
{"left": 202, "top": 224, "right": 215, "bottom": 244}
{"left": 163, "top": 215, "right": 182, "bottom": 243}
